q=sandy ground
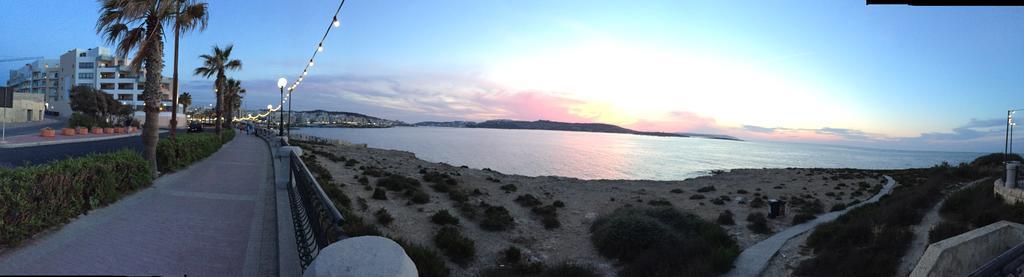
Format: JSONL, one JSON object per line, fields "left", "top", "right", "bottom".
{"left": 301, "top": 141, "right": 887, "bottom": 276}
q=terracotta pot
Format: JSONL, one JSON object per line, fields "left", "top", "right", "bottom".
{"left": 40, "top": 128, "right": 56, "bottom": 138}
{"left": 129, "top": 127, "right": 136, "bottom": 133}
{"left": 61, "top": 128, "right": 76, "bottom": 136}
{"left": 76, "top": 127, "right": 89, "bottom": 135}
{"left": 114, "top": 127, "right": 124, "bottom": 133}
{"left": 103, "top": 127, "right": 114, "bottom": 134}
{"left": 91, "top": 127, "right": 104, "bottom": 134}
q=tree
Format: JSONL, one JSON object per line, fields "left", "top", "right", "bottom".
{"left": 194, "top": 44, "right": 242, "bottom": 135}
{"left": 223, "top": 78, "right": 245, "bottom": 126}
{"left": 179, "top": 92, "right": 192, "bottom": 116}
{"left": 169, "top": 0, "right": 208, "bottom": 138}
{"left": 97, "top": 0, "right": 208, "bottom": 175}
{"left": 69, "top": 85, "right": 128, "bottom": 127}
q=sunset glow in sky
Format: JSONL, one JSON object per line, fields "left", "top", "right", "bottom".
{"left": 2, "top": 1, "right": 1023, "bottom": 152}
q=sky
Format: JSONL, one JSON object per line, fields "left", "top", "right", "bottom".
{"left": 1, "top": 0, "right": 1022, "bottom": 152}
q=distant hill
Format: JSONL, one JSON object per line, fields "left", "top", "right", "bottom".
{"left": 414, "top": 119, "right": 741, "bottom": 141}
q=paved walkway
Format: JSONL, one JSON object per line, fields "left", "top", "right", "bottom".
{"left": 724, "top": 175, "right": 897, "bottom": 277}
{"left": 0, "top": 135, "right": 278, "bottom": 276}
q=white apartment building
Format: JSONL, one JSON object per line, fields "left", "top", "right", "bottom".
{"left": 54, "top": 47, "right": 173, "bottom": 116}
{"left": 6, "top": 59, "right": 61, "bottom": 104}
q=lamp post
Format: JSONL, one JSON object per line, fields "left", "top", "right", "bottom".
{"left": 287, "top": 88, "right": 293, "bottom": 137}
{"left": 277, "top": 77, "right": 286, "bottom": 136}
{"left": 267, "top": 104, "right": 273, "bottom": 133}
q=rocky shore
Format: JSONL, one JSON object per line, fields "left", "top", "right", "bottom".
{"left": 295, "top": 139, "right": 887, "bottom": 276}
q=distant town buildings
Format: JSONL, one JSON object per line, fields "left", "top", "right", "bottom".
{"left": 280, "top": 110, "right": 405, "bottom": 128}
{"left": 6, "top": 47, "right": 175, "bottom": 117}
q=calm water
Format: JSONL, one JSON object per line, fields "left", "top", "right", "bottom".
{"left": 295, "top": 127, "right": 983, "bottom": 181}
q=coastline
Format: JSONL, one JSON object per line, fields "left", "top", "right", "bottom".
{"left": 294, "top": 137, "right": 889, "bottom": 276}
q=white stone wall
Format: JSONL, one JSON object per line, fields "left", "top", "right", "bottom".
{"left": 0, "top": 93, "right": 45, "bottom": 123}
{"left": 994, "top": 179, "right": 1024, "bottom": 205}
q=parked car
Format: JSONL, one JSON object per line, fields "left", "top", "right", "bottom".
{"left": 187, "top": 122, "right": 204, "bottom": 133}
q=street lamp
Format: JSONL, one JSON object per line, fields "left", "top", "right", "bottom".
{"left": 267, "top": 104, "right": 273, "bottom": 132}
{"left": 277, "top": 77, "right": 286, "bottom": 136}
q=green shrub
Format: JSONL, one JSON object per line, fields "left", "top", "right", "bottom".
{"left": 377, "top": 175, "right": 421, "bottom": 191}
{"left": 408, "top": 188, "right": 431, "bottom": 204}
{"left": 502, "top": 246, "right": 522, "bottom": 264}
{"left": 515, "top": 194, "right": 542, "bottom": 207}
{"left": 392, "top": 237, "right": 451, "bottom": 277}
{"left": 590, "top": 207, "right": 739, "bottom": 276}
{"left": 68, "top": 112, "right": 100, "bottom": 128}
{"left": 717, "top": 210, "right": 735, "bottom": 225}
{"left": 435, "top": 226, "right": 476, "bottom": 265}
{"left": 500, "top": 184, "right": 517, "bottom": 193}
{"left": 0, "top": 150, "right": 152, "bottom": 246}
{"left": 928, "top": 221, "right": 970, "bottom": 243}
{"left": 155, "top": 130, "right": 235, "bottom": 173}
{"left": 431, "top": 210, "right": 460, "bottom": 225}
{"left": 481, "top": 204, "right": 516, "bottom": 231}
{"left": 747, "top": 212, "right": 771, "bottom": 234}
{"left": 697, "top": 186, "right": 716, "bottom": 193}
{"left": 541, "top": 262, "right": 601, "bottom": 277}
{"left": 830, "top": 203, "right": 847, "bottom": 212}
{"left": 793, "top": 213, "right": 816, "bottom": 225}
{"left": 372, "top": 188, "right": 388, "bottom": 200}
{"left": 375, "top": 208, "right": 394, "bottom": 226}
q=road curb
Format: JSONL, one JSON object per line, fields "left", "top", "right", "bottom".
{"left": 0, "top": 133, "right": 140, "bottom": 149}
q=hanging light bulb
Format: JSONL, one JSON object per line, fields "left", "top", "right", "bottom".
{"left": 333, "top": 16, "right": 340, "bottom": 28}
{"left": 303, "top": 71, "right": 308, "bottom": 76}
{"left": 318, "top": 44, "right": 324, "bottom": 52}
{"left": 309, "top": 60, "right": 315, "bottom": 67}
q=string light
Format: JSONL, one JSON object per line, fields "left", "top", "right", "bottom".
{"left": 236, "top": 105, "right": 282, "bottom": 121}
{"left": 283, "top": 0, "right": 347, "bottom": 92}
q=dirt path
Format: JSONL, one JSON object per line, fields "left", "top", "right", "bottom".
{"left": 894, "top": 177, "right": 990, "bottom": 277}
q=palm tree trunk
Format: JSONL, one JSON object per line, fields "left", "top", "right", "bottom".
{"left": 170, "top": 22, "right": 180, "bottom": 139}
{"left": 142, "top": 19, "right": 164, "bottom": 176}
{"left": 215, "top": 73, "right": 223, "bottom": 135}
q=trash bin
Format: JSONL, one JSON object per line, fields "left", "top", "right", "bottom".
{"left": 768, "top": 199, "right": 786, "bottom": 219}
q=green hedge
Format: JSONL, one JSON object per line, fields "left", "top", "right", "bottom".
{"left": 0, "top": 150, "right": 153, "bottom": 246}
{"left": 156, "top": 130, "right": 235, "bottom": 173}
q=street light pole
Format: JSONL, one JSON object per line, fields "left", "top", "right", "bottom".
{"left": 276, "top": 78, "right": 286, "bottom": 136}
{"left": 287, "top": 88, "right": 293, "bottom": 137}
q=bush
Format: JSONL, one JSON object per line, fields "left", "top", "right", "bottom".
{"left": 372, "top": 187, "right": 388, "bottom": 200}
{"left": 481, "top": 204, "right": 516, "bottom": 231}
{"left": 377, "top": 175, "right": 421, "bottom": 191}
{"left": 392, "top": 238, "right": 451, "bottom": 277}
{"left": 589, "top": 207, "right": 739, "bottom": 276}
{"left": 0, "top": 150, "right": 153, "bottom": 246}
{"left": 500, "top": 184, "right": 517, "bottom": 193}
{"left": 431, "top": 210, "right": 460, "bottom": 225}
{"left": 156, "top": 130, "right": 236, "bottom": 173}
{"left": 717, "top": 210, "right": 735, "bottom": 225}
{"left": 928, "top": 221, "right": 970, "bottom": 243}
{"left": 750, "top": 197, "right": 766, "bottom": 208}
{"left": 515, "top": 194, "right": 542, "bottom": 207}
{"left": 375, "top": 208, "right": 394, "bottom": 226}
{"left": 435, "top": 226, "right": 476, "bottom": 265}
{"left": 747, "top": 212, "right": 771, "bottom": 234}
{"left": 689, "top": 194, "right": 706, "bottom": 200}
{"left": 68, "top": 112, "right": 100, "bottom": 128}
{"left": 793, "top": 213, "right": 817, "bottom": 225}
{"left": 697, "top": 186, "right": 716, "bottom": 193}
{"left": 830, "top": 203, "right": 847, "bottom": 212}
{"left": 409, "top": 188, "right": 430, "bottom": 204}
{"left": 502, "top": 246, "right": 522, "bottom": 264}
{"left": 542, "top": 262, "right": 601, "bottom": 277}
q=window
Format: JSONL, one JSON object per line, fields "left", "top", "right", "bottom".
{"left": 100, "top": 83, "right": 115, "bottom": 90}
{"left": 100, "top": 72, "right": 115, "bottom": 79}
{"left": 78, "top": 73, "right": 94, "bottom": 79}
{"left": 80, "top": 83, "right": 94, "bottom": 88}
{"left": 78, "top": 53, "right": 86, "bottom": 57}
{"left": 118, "top": 94, "right": 133, "bottom": 100}
{"left": 118, "top": 83, "right": 133, "bottom": 90}
{"left": 79, "top": 62, "right": 94, "bottom": 69}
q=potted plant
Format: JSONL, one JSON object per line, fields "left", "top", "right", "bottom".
{"left": 76, "top": 126, "right": 89, "bottom": 135}
{"left": 103, "top": 127, "right": 114, "bottom": 134}
{"left": 114, "top": 127, "right": 124, "bottom": 133}
{"left": 61, "top": 128, "right": 76, "bottom": 136}
{"left": 91, "top": 127, "right": 104, "bottom": 134}
{"left": 40, "top": 127, "right": 56, "bottom": 138}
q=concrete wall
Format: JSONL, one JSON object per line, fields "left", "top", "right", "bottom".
{"left": 910, "top": 221, "right": 1024, "bottom": 277}
{"left": 994, "top": 180, "right": 1024, "bottom": 205}
{"left": 0, "top": 93, "right": 45, "bottom": 123}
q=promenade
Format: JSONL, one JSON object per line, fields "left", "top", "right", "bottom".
{"left": 0, "top": 134, "right": 278, "bottom": 276}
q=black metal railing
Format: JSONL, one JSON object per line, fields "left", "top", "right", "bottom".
{"left": 288, "top": 150, "right": 346, "bottom": 270}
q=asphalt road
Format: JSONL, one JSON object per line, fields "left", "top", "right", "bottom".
{"left": 0, "top": 132, "right": 172, "bottom": 168}
{"left": 1, "top": 120, "right": 67, "bottom": 137}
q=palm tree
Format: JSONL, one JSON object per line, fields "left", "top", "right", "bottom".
{"left": 194, "top": 44, "right": 242, "bottom": 135}
{"left": 179, "top": 92, "right": 192, "bottom": 117}
{"left": 169, "top": 0, "right": 208, "bottom": 138}
{"left": 97, "top": 0, "right": 207, "bottom": 175}
{"left": 223, "top": 78, "right": 245, "bottom": 126}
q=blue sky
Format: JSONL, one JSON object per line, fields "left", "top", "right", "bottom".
{"left": 1, "top": 0, "right": 1022, "bottom": 152}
